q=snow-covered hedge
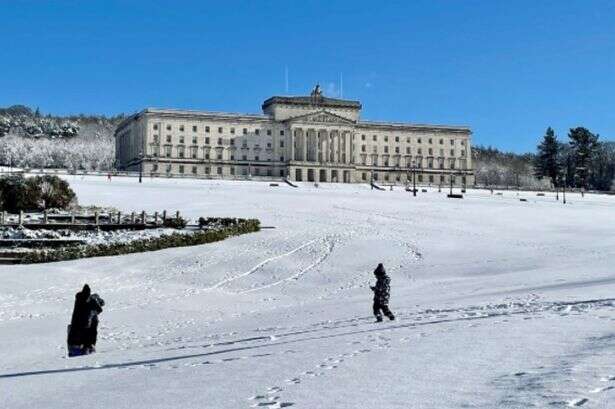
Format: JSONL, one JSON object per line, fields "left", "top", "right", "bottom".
{"left": 19, "top": 218, "right": 260, "bottom": 264}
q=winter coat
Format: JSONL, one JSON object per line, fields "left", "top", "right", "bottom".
{"left": 372, "top": 275, "right": 391, "bottom": 305}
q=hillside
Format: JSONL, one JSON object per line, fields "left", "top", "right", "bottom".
{"left": 0, "top": 105, "right": 123, "bottom": 171}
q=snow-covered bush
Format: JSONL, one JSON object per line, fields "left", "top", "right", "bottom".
{"left": 0, "top": 174, "right": 76, "bottom": 212}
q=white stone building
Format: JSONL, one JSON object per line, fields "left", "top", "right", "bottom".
{"left": 115, "top": 86, "right": 474, "bottom": 185}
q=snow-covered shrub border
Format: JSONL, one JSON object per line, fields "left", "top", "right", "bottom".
{"left": 19, "top": 218, "right": 260, "bottom": 264}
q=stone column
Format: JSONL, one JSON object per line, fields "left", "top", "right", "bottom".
{"left": 290, "top": 127, "right": 295, "bottom": 162}
{"left": 302, "top": 130, "right": 308, "bottom": 162}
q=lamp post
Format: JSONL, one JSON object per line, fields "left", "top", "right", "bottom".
{"left": 407, "top": 161, "right": 417, "bottom": 197}
{"left": 138, "top": 151, "right": 143, "bottom": 183}
{"left": 563, "top": 169, "right": 567, "bottom": 204}
{"left": 449, "top": 172, "right": 454, "bottom": 196}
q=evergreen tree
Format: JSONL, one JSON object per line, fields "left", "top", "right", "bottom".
{"left": 568, "top": 127, "right": 599, "bottom": 189}
{"left": 534, "top": 127, "right": 560, "bottom": 187}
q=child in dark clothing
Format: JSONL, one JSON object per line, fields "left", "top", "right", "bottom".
{"left": 370, "top": 263, "right": 395, "bottom": 322}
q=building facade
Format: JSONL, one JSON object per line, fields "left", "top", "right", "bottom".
{"left": 115, "top": 86, "right": 474, "bottom": 185}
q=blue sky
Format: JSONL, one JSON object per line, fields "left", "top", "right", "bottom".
{"left": 1, "top": 0, "right": 613, "bottom": 152}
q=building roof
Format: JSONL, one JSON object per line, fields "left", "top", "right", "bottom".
{"left": 262, "top": 95, "right": 362, "bottom": 110}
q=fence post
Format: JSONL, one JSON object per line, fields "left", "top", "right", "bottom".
{"left": 131, "top": 212, "right": 135, "bottom": 224}
{"left": 154, "top": 211, "right": 159, "bottom": 224}
{"left": 162, "top": 210, "right": 167, "bottom": 222}
{"left": 71, "top": 212, "right": 75, "bottom": 224}
{"left": 0, "top": 211, "right": 3, "bottom": 225}
{"left": 19, "top": 211, "right": 23, "bottom": 226}
{"left": 117, "top": 212, "right": 122, "bottom": 224}
{"left": 176, "top": 210, "right": 180, "bottom": 221}
{"left": 43, "top": 210, "right": 48, "bottom": 224}
{"left": 141, "top": 211, "right": 146, "bottom": 225}
{"left": 95, "top": 212, "right": 99, "bottom": 226}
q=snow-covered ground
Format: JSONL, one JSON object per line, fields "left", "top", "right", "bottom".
{"left": 2, "top": 176, "right": 615, "bottom": 408}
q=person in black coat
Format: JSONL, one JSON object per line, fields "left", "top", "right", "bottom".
{"left": 370, "top": 263, "right": 395, "bottom": 322}
{"left": 67, "top": 284, "right": 104, "bottom": 355}
{"left": 68, "top": 284, "right": 91, "bottom": 349}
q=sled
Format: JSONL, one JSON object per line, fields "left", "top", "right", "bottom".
{"left": 67, "top": 324, "right": 92, "bottom": 357}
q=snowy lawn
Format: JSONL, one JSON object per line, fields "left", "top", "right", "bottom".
{"left": 2, "top": 176, "right": 615, "bottom": 408}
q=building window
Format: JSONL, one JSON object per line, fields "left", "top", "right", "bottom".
{"left": 395, "top": 147, "right": 400, "bottom": 153}
{"left": 280, "top": 156, "right": 284, "bottom": 162}
{"left": 406, "top": 137, "right": 410, "bottom": 143}
{"left": 418, "top": 148, "right": 422, "bottom": 155}
{"left": 193, "top": 125, "right": 197, "bottom": 132}
{"left": 395, "top": 136, "right": 399, "bottom": 142}
{"left": 254, "top": 168, "right": 260, "bottom": 176}
{"left": 406, "top": 147, "right": 410, "bottom": 154}
{"left": 267, "top": 142, "right": 272, "bottom": 148}
{"left": 384, "top": 136, "right": 388, "bottom": 142}
{"left": 217, "top": 154, "right": 222, "bottom": 160}
{"left": 179, "top": 136, "right": 184, "bottom": 144}
{"left": 178, "top": 147, "right": 185, "bottom": 158}
{"left": 164, "top": 146, "right": 171, "bottom": 157}
{"left": 192, "top": 137, "right": 197, "bottom": 144}
{"left": 230, "top": 127, "right": 235, "bottom": 134}
{"left": 166, "top": 164, "right": 171, "bottom": 173}
{"left": 255, "top": 129, "right": 260, "bottom": 135}
{"left": 218, "top": 127, "right": 223, "bottom": 133}
{"left": 205, "top": 137, "right": 210, "bottom": 145}
{"left": 450, "top": 149, "right": 455, "bottom": 156}
{"left": 266, "top": 129, "right": 271, "bottom": 136}
{"left": 439, "top": 139, "right": 443, "bottom": 144}
{"left": 429, "top": 138, "right": 433, "bottom": 144}
{"left": 205, "top": 167, "right": 210, "bottom": 174}
{"left": 153, "top": 124, "right": 159, "bottom": 130}
{"left": 418, "top": 174, "right": 423, "bottom": 182}
{"left": 418, "top": 138, "right": 422, "bottom": 144}
{"left": 280, "top": 130, "right": 285, "bottom": 136}
{"left": 255, "top": 156, "right": 259, "bottom": 161}
{"left": 362, "top": 172, "right": 367, "bottom": 181}
{"left": 384, "top": 173, "right": 389, "bottom": 181}
{"left": 205, "top": 126, "right": 210, "bottom": 133}
{"left": 373, "top": 135, "right": 377, "bottom": 141}
{"left": 166, "top": 125, "right": 171, "bottom": 131}
{"left": 230, "top": 154, "right": 235, "bottom": 160}
{"left": 384, "top": 146, "right": 389, "bottom": 153}
{"left": 280, "top": 141, "right": 284, "bottom": 148}
{"left": 429, "top": 175, "right": 434, "bottom": 183}
{"left": 179, "top": 125, "right": 184, "bottom": 132}
{"left": 362, "top": 134, "right": 366, "bottom": 141}
{"left": 230, "top": 167, "right": 235, "bottom": 175}
{"left": 205, "top": 153, "right": 210, "bottom": 159}
{"left": 242, "top": 155, "right": 247, "bottom": 161}
{"left": 218, "top": 138, "right": 223, "bottom": 145}
{"left": 428, "top": 148, "right": 433, "bottom": 155}
{"left": 166, "top": 135, "right": 171, "bottom": 143}
{"left": 362, "top": 145, "right": 366, "bottom": 152}
{"left": 153, "top": 135, "right": 160, "bottom": 143}
{"left": 280, "top": 169, "right": 285, "bottom": 177}
{"left": 450, "top": 139, "right": 455, "bottom": 145}
{"left": 152, "top": 164, "right": 158, "bottom": 172}
{"left": 179, "top": 165, "right": 184, "bottom": 174}
{"left": 243, "top": 128, "right": 247, "bottom": 135}
{"left": 192, "top": 166, "right": 197, "bottom": 174}
{"left": 217, "top": 167, "right": 222, "bottom": 175}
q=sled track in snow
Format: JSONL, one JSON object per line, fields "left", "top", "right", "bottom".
{"left": 237, "top": 237, "right": 336, "bottom": 294}
{"left": 208, "top": 235, "right": 337, "bottom": 293}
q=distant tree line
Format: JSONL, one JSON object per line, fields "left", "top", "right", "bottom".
{"left": 534, "top": 127, "right": 615, "bottom": 191}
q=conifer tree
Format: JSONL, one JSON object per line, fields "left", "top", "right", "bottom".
{"left": 568, "top": 127, "right": 598, "bottom": 190}
{"left": 534, "top": 127, "right": 560, "bottom": 187}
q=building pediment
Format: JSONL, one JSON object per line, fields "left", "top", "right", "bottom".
{"left": 284, "top": 110, "right": 356, "bottom": 125}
